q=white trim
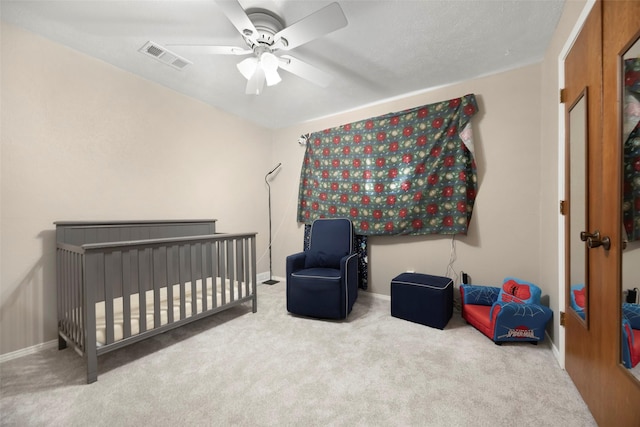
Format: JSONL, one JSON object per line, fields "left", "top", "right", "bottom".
{"left": 0, "top": 339, "right": 58, "bottom": 364}
{"left": 555, "top": 0, "right": 596, "bottom": 370}
{"left": 391, "top": 280, "right": 453, "bottom": 291}
{"left": 291, "top": 273, "right": 341, "bottom": 279}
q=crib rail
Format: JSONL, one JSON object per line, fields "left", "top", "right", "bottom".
{"left": 56, "top": 231, "right": 257, "bottom": 383}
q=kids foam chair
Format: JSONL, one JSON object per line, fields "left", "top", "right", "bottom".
{"left": 286, "top": 218, "right": 358, "bottom": 319}
{"left": 460, "top": 277, "right": 553, "bottom": 344}
{"left": 570, "top": 283, "right": 586, "bottom": 320}
{"left": 622, "top": 302, "right": 640, "bottom": 369}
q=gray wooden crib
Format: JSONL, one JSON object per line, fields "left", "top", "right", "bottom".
{"left": 55, "top": 220, "right": 257, "bottom": 383}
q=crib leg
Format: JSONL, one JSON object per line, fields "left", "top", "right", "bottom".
{"left": 86, "top": 346, "right": 98, "bottom": 384}
{"left": 87, "top": 359, "right": 98, "bottom": 384}
{"left": 58, "top": 334, "right": 67, "bottom": 350}
{"left": 252, "top": 294, "right": 257, "bottom": 313}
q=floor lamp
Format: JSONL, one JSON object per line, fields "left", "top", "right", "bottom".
{"left": 263, "top": 163, "right": 281, "bottom": 285}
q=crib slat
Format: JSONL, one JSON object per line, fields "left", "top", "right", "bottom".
{"left": 244, "top": 238, "right": 250, "bottom": 297}
{"left": 201, "top": 242, "right": 209, "bottom": 312}
{"left": 227, "top": 239, "right": 235, "bottom": 302}
{"left": 152, "top": 247, "right": 160, "bottom": 329}
{"left": 64, "top": 251, "right": 72, "bottom": 344}
{"left": 211, "top": 241, "right": 218, "bottom": 308}
{"left": 235, "top": 238, "right": 243, "bottom": 299}
{"left": 136, "top": 249, "right": 147, "bottom": 333}
{"left": 166, "top": 245, "right": 174, "bottom": 324}
{"left": 103, "top": 253, "right": 115, "bottom": 345}
{"left": 179, "top": 244, "right": 186, "bottom": 320}
{"left": 68, "top": 251, "right": 75, "bottom": 345}
{"left": 190, "top": 244, "right": 197, "bottom": 316}
{"left": 219, "top": 242, "right": 226, "bottom": 306}
{"left": 122, "top": 250, "right": 132, "bottom": 340}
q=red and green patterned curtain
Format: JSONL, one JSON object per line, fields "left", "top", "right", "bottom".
{"left": 297, "top": 94, "right": 479, "bottom": 236}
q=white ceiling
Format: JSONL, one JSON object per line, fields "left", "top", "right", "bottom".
{"left": 1, "top": 0, "right": 565, "bottom": 129}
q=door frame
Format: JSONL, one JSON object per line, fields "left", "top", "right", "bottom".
{"left": 556, "top": 0, "right": 595, "bottom": 370}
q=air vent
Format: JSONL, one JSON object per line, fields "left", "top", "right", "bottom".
{"left": 138, "top": 41, "right": 192, "bottom": 70}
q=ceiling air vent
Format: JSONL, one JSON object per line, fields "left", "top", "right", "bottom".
{"left": 138, "top": 41, "right": 192, "bottom": 70}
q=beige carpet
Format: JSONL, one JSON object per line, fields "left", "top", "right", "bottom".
{"left": 0, "top": 282, "right": 596, "bottom": 426}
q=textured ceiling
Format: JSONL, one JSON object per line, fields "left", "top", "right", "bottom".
{"left": 1, "top": 0, "right": 565, "bottom": 129}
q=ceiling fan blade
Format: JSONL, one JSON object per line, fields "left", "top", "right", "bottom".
{"left": 279, "top": 55, "right": 332, "bottom": 87}
{"left": 215, "top": 0, "right": 259, "bottom": 45}
{"left": 274, "top": 2, "right": 347, "bottom": 51}
{"left": 246, "top": 67, "right": 266, "bottom": 95}
{"left": 167, "top": 45, "right": 252, "bottom": 55}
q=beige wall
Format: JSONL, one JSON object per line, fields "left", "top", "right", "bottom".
{"left": 1, "top": 0, "right": 589, "bottom": 358}
{"left": 272, "top": 65, "right": 544, "bottom": 294}
{"left": 0, "top": 23, "right": 273, "bottom": 355}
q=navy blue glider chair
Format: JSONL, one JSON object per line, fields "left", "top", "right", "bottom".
{"left": 286, "top": 218, "right": 359, "bottom": 319}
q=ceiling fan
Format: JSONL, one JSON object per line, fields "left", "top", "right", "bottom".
{"left": 170, "top": 0, "right": 348, "bottom": 95}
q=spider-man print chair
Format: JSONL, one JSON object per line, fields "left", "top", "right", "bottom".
{"left": 569, "top": 283, "right": 586, "bottom": 320}
{"left": 460, "top": 277, "right": 553, "bottom": 344}
{"left": 622, "top": 302, "right": 640, "bottom": 369}
{"left": 286, "top": 218, "right": 358, "bottom": 319}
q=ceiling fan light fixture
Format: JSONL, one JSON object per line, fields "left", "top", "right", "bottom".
{"left": 237, "top": 57, "right": 258, "bottom": 80}
{"left": 260, "top": 52, "right": 279, "bottom": 72}
{"left": 246, "top": 67, "right": 266, "bottom": 95}
{"left": 264, "top": 67, "right": 282, "bottom": 86}
{"left": 260, "top": 52, "right": 281, "bottom": 86}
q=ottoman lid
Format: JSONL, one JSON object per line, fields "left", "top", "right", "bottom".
{"left": 392, "top": 273, "right": 453, "bottom": 290}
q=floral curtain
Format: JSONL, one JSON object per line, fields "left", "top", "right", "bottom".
{"left": 623, "top": 58, "right": 640, "bottom": 242}
{"left": 297, "top": 94, "right": 479, "bottom": 236}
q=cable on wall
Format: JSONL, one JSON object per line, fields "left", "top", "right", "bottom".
{"left": 444, "top": 235, "right": 462, "bottom": 311}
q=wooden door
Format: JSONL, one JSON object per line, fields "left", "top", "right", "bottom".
{"left": 564, "top": 1, "right": 640, "bottom": 425}
{"left": 599, "top": 0, "right": 640, "bottom": 425}
{"left": 563, "top": 0, "right": 602, "bottom": 407}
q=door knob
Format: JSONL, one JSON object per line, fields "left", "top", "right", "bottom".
{"left": 580, "top": 231, "right": 596, "bottom": 242}
{"left": 580, "top": 230, "right": 611, "bottom": 250}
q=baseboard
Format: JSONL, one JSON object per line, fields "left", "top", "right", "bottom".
{"left": 0, "top": 339, "right": 58, "bottom": 364}
{"left": 549, "top": 332, "right": 564, "bottom": 368}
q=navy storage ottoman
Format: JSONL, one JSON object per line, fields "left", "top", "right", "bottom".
{"left": 391, "top": 273, "right": 453, "bottom": 329}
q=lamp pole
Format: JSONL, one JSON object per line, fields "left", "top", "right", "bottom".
{"left": 263, "top": 163, "right": 281, "bottom": 285}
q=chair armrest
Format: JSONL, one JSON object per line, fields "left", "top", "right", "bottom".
{"left": 460, "top": 284, "right": 500, "bottom": 306}
{"left": 342, "top": 253, "right": 359, "bottom": 314}
{"left": 286, "top": 252, "right": 306, "bottom": 275}
{"left": 341, "top": 253, "right": 359, "bottom": 282}
{"left": 490, "top": 302, "right": 553, "bottom": 341}
{"left": 623, "top": 303, "right": 640, "bottom": 330}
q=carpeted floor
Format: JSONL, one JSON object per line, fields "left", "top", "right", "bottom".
{"left": 0, "top": 282, "right": 596, "bottom": 426}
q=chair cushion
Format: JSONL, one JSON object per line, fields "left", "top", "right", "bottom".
{"left": 498, "top": 277, "right": 541, "bottom": 304}
{"left": 463, "top": 304, "right": 494, "bottom": 339}
{"left": 304, "top": 250, "right": 344, "bottom": 269}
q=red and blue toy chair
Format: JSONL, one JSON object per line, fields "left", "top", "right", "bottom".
{"left": 460, "top": 277, "right": 553, "bottom": 344}
{"left": 622, "top": 302, "right": 640, "bottom": 369}
{"left": 570, "top": 283, "right": 586, "bottom": 320}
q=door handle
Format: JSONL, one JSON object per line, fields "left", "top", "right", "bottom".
{"left": 580, "top": 230, "right": 611, "bottom": 250}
